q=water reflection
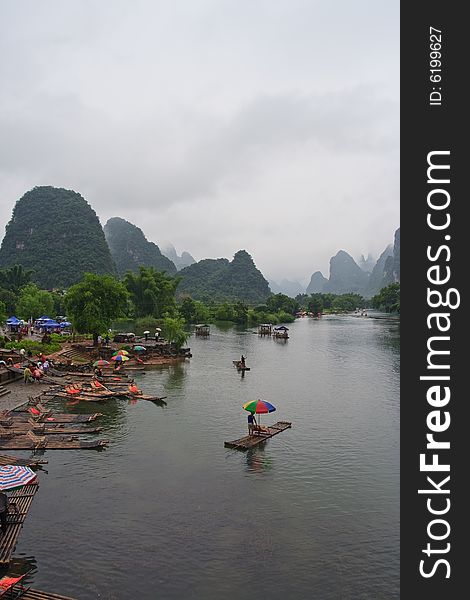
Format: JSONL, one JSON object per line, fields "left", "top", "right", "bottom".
{"left": 16, "top": 316, "right": 399, "bottom": 600}
{"left": 245, "top": 448, "right": 274, "bottom": 475}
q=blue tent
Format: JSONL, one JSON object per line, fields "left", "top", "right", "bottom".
{"left": 42, "top": 320, "right": 60, "bottom": 328}
{"left": 36, "top": 315, "right": 52, "bottom": 322}
{"left": 6, "top": 316, "right": 21, "bottom": 324}
{"left": 59, "top": 321, "right": 72, "bottom": 328}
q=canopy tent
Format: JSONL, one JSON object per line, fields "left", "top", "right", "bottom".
{"left": 59, "top": 321, "right": 72, "bottom": 327}
{"left": 42, "top": 320, "right": 60, "bottom": 328}
{"left": 6, "top": 316, "right": 21, "bottom": 324}
{"left": 274, "top": 325, "right": 289, "bottom": 331}
{"left": 36, "top": 315, "right": 52, "bottom": 322}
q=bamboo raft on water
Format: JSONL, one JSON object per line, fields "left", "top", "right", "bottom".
{"left": 0, "top": 432, "right": 109, "bottom": 450}
{"left": 0, "top": 483, "right": 39, "bottom": 565}
{"left": 45, "top": 392, "right": 109, "bottom": 402}
{"left": 224, "top": 421, "right": 292, "bottom": 450}
{"left": 232, "top": 361, "right": 251, "bottom": 371}
{"left": 0, "top": 453, "right": 48, "bottom": 467}
{"left": 129, "top": 394, "right": 167, "bottom": 404}
{"left": 1, "top": 423, "right": 104, "bottom": 435}
{"left": 9, "top": 412, "right": 103, "bottom": 423}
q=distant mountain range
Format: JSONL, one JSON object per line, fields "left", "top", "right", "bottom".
{"left": 160, "top": 243, "right": 195, "bottom": 270}
{"left": 0, "top": 186, "right": 398, "bottom": 301}
{"left": 305, "top": 228, "right": 400, "bottom": 298}
{"left": 104, "top": 217, "right": 177, "bottom": 277}
{"left": 177, "top": 250, "right": 271, "bottom": 304}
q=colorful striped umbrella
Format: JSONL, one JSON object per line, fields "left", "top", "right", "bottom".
{"left": 112, "top": 349, "right": 130, "bottom": 356}
{"left": 93, "top": 360, "right": 110, "bottom": 367}
{"left": 242, "top": 399, "right": 276, "bottom": 414}
{"left": 242, "top": 399, "right": 276, "bottom": 429}
{"left": 111, "top": 354, "right": 129, "bottom": 362}
{"left": 0, "top": 465, "right": 37, "bottom": 491}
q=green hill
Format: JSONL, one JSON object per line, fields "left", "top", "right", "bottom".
{"left": 0, "top": 186, "right": 115, "bottom": 288}
{"left": 104, "top": 217, "right": 177, "bottom": 277}
{"left": 177, "top": 250, "right": 271, "bottom": 303}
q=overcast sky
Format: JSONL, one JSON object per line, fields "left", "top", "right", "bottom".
{"left": 0, "top": 0, "right": 399, "bottom": 284}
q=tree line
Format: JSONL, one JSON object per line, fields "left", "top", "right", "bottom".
{"left": 1, "top": 264, "right": 399, "bottom": 349}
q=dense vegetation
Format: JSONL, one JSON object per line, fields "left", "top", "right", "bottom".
{"left": 124, "top": 267, "right": 180, "bottom": 318}
{"left": 295, "top": 292, "right": 367, "bottom": 313}
{"left": 104, "top": 217, "right": 177, "bottom": 277}
{"left": 0, "top": 186, "right": 115, "bottom": 288}
{"left": 371, "top": 283, "right": 400, "bottom": 313}
{"left": 177, "top": 250, "right": 271, "bottom": 304}
{"left": 65, "top": 273, "right": 129, "bottom": 344}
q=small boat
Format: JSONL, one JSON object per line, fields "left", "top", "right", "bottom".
{"left": 233, "top": 361, "right": 251, "bottom": 371}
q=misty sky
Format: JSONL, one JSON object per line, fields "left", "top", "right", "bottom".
{"left": 0, "top": 0, "right": 399, "bottom": 284}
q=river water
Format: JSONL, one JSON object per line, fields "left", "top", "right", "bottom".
{"left": 15, "top": 314, "right": 399, "bottom": 599}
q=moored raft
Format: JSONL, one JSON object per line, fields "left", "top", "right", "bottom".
{"left": 0, "top": 453, "right": 48, "bottom": 467}
{"left": 0, "top": 434, "right": 109, "bottom": 450}
{"left": 0, "top": 483, "right": 39, "bottom": 566}
{"left": 9, "top": 412, "right": 103, "bottom": 423}
{"left": 224, "top": 421, "right": 292, "bottom": 450}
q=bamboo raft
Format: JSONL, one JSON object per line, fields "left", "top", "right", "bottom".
{"left": 1, "top": 424, "right": 103, "bottom": 435}
{"left": 45, "top": 392, "right": 109, "bottom": 403}
{"left": 0, "top": 483, "right": 39, "bottom": 565}
{"left": 224, "top": 421, "right": 292, "bottom": 450}
{"left": 0, "top": 434, "right": 109, "bottom": 451}
{"left": 9, "top": 412, "right": 103, "bottom": 424}
{"left": 130, "top": 394, "right": 167, "bottom": 404}
{"left": 0, "top": 453, "right": 47, "bottom": 467}
{"left": 232, "top": 361, "right": 251, "bottom": 371}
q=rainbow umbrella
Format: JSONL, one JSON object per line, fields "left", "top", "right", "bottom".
{"left": 112, "top": 349, "right": 129, "bottom": 356}
{"left": 111, "top": 354, "right": 129, "bottom": 362}
{"left": 242, "top": 399, "right": 276, "bottom": 429}
{"left": 93, "top": 360, "right": 110, "bottom": 367}
{"left": 0, "top": 465, "right": 37, "bottom": 492}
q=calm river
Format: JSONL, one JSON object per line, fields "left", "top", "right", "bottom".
{"left": 16, "top": 314, "right": 399, "bottom": 599}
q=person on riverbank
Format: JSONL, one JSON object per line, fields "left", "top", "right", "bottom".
{"left": 23, "top": 366, "right": 33, "bottom": 384}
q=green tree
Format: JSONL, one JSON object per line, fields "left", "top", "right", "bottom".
{"left": 0, "top": 264, "right": 33, "bottom": 293}
{"left": 0, "top": 288, "right": 17, "bottom": 315}
{"left": 266, "top": 293, "right": 298, "bottom": 315}
{"left": 179, "top": 296, "right": 197, "bottom": 323}
{"left": 124, "top": 266, "right": 180, "bottom": 318}
{"left": 162, "top": 315, "right": 190, "bottom": 349}
{"left": 65, "top": 273, "right": 129, "bottom": 344}
{"left": 16, "top": 284, "right": 54, "bottom": 320}
{"left": 0, "top": 300, "right": 6, "bottom": 322}
{"left": 331, "top": 293, "right": 365, "bottom": 312}
{"left": 372, "top": 283, "right": 400, "bottom": 313}
{"left": 306, "top": 294, "right": 324, "bottom": 315}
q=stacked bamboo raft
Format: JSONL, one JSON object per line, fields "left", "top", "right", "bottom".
{"left": 224, "top": 421, "right": 292, "bottom": 450}
{"left": 0, "top": 483, "right": 39, "bottom": 566}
